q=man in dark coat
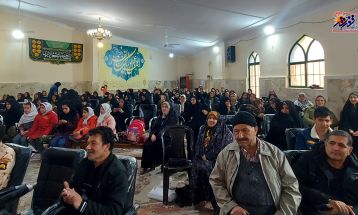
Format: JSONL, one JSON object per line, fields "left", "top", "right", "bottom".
{"left": 59, "top": 126, "right": 128, "bottom": 215}
{"left": 293, "top": 130, "right": 358, "bottom": 215}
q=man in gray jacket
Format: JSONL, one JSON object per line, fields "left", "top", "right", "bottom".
{"left": 209, "top": 111, "right": 301, "bottom": 215}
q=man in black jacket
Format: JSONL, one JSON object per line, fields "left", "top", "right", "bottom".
{"left": 60, "top": 126, "right": 128, "bottom": 215}
{"left": 293, "top": 130, "right": 358, "bottom": 215}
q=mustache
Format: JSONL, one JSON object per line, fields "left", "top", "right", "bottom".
{"left": 87, "top": 150, "right": 95, "bottom": 153}
{"left": 237, "top": 138, "right": 249, "bottom": 142}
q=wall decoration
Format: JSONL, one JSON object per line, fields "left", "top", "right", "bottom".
{"left": 29, "top": 38, "right": 83, "bottom": 64}
{"left": 99, "top": 44, "right": 148, "bottom": 90}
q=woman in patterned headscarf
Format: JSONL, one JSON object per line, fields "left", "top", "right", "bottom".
{"left": 192, "top": 111, "right": 233, "bottom": 213}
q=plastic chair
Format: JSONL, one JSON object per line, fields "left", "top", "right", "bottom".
{"left": 148, "top": 116, "right": 158, "bottom": 133}
{"left": 160, "top": 125, "right": 194, "bottom": 205}
{"left": 0, "top": 143, "right": 31, "bottom": 214}
{"left": 139, "top": 104, "right": 157, "bottom": 130}
{"left": 285, "top": 128, "right": 305, "bottom": 150}
{"left": 284, "top": 150, "right": 308, "bottom": 166}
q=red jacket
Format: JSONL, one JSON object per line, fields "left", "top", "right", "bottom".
{"left": 27, "top": 111, "right": 58, "bottom": 139}
{"left": 73, "top": 115, "right": 98, "bottom": 139}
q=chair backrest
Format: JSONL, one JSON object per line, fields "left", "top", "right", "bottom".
{"left": 139, "top": 104, "right": 157, "bottom": 130}
{"left": 160, "top": 125, "right": 194, "bottom": 165}
{"left": 178, "top": 115, "right": 185, "bottom": 125}
{"left": 219, "top": 115, "right": 235, "bottom": 125}
{"left": 2, "top": 143, "right": 31, "bottom": 214}
{"left": 171, "top": 103, "right": 181, "bottom": 116}
{"left": 88, "top": 99, "right": 99, "bottom": 109}
{"left": 32, "top": 147, "right": 86, "bottom": 215}
{"left": 116, "top": 155, "right": 137, "bottom": 213}
{"left": 285, "top": 128, "right": 306, "bottom": 150}
{"left": 261, "top": 114, "right": 275, "bottom": 137}
{"left": 149, "top": 116, "right": 158, "bottom": 133}
{"left": 284, "top": 150, "right": 308, "bottom": 166}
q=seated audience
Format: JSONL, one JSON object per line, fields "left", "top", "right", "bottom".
{"left": 111, "top": 98, "right": 132, "bottom": 132}
{"left": 339, "top": 92, "right": 358, "bottom": 156}
{"left": 209, "top": 112, "right": 301, "bottom": 215}
{"left": 50, "top": 101, "right": 80, "bottom": 147}
{"left": 264, "top": 97, "right": 280, "bottom": 114}
{"left": 141, "top": 101, "right": 178, "bottom": 173}
{"left": 3, "top": 98, "right": 22, "bottom": 137}
{"left": 293, "top": 130, "right": 358, "bottom": 214}
{"left": 182, "top": 96, "right": 201, "bottom": 123}
{"left": 303, "top": 95, "right": 338, "bottom": 128}
{"left": 266, "top": 100, "right": 304, "bottom": 150}
{"left": 188, "top": 104, "right": 210, "bottom": 146}
{"left": 72, "top": 107, "right": 97, "bottom": 141}
{"left": 192, "top": 111, "right": 233, "bottom": 213}
{"left": 206, "top": 91, "right": 220, "bottom": 111}
{"left": 178, "top": 94, "right": 188, "bottom": 114}
{"left": 97, "top": 103, "right": 116, "bottom": 134}
{"left": 13, "top": 102, "right": 37, "bottom": 146}
{"left": 293, "top": 92, "right": 313, "bottom": 113}
{"left": 218, "top": 98, "right": 236, "bottom": 115}
{"left": 0, "top": 125, "right": 16, "bottom": 190}
{"left": 27, "top": 102, "right": 58, "bottom": 155}
{"left": 295, "top": 107, "right": 333, "bottom": 150}
{"left": 59, "top": 126, "right": 128, "bottom": 215}
{"left": 238, "top": 92, "right": 250, "bottom": 105}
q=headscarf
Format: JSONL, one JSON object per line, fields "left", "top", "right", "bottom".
{"left": 41, "top": 102, "right": 53, "bottom": 115}
{"left": 97, "top": 103, "right": 112, "bottom": 124}
{"left": 83, "top": 107, "right": 95, "bottom": 125}
{"left": 18, "top": 103, "right": 38, "bottom": 125}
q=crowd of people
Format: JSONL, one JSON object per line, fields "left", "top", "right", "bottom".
{"left": 0, "top": 82, "right": 358, "bottom": 215}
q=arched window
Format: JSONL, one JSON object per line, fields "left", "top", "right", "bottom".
{"left": 288, "top": 35, "right": 325, "bottom": 88}
{"left": 248, "top": 51, "right": 260, "bottom": 96}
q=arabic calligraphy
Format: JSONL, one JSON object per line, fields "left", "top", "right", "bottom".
{"left": 104, "top": 45, "right": 145, "bottom": 81}
{"left": 332, "top": 11, "right": 358, "bottom": 32}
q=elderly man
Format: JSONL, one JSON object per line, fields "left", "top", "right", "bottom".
{"left": 294, "top": 92, "right": 313, "bottom": 112}
{"left": 209, "top": 111, "right": 301, "bottom": 215}
{"left": 293, "top": 130, "right": 358, "bottom": 215}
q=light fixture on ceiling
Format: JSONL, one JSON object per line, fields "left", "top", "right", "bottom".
{"left": 264, "top": 25, "right": 275, "bottom": 35}
{"left": 169, "top": 52, "right": 174, "bottom": 58}
{"left": 87, "top": 17, "right": 112, "bottom": 48}
{"left": 213, "top": 46, "right": 219, "bottom": 53}
{"left": 12, "top": 0, "right": 24, "bottom": 40}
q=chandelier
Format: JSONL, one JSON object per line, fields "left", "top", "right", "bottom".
{"left": 86, "top": 17, "right": 112, "bottom": 41}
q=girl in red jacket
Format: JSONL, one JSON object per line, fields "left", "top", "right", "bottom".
{"left": 27, "top": 102, "right": 58, "bottom": 155}
{"left": 72, "top": 107, "right": 98, "bottom": 140}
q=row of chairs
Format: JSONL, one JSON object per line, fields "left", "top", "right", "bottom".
{"left": 0, "top": 144, "right": 138, "bottom": 215}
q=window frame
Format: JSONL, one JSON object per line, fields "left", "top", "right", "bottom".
{"left": 288, "top": 35, "right": 325, "bottom": 88}
{"left": 248, "top": 51, "right": 260, "bottom": 96}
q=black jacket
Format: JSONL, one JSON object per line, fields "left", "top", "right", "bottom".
{"left": 293, "top": 146, "right": 358, "bottom": 214}
{"left": 61, "top": 153, "right": 128, "bottom": 215}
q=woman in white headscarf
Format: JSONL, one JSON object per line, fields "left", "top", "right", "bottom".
{"left": 97, "top": 103, "right": 116, "bottom": 134}
{"left": 13, "top": 102, "right": 38, "bottom": 146}
{"left": 72, "top": 107, "right": 98, "bottom": 140}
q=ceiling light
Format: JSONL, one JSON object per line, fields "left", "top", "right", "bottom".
{"left": 97, "top": 41, "right": 104, "bottom": 48}
{"left": 264, "top": 25, "right": 275, "bottom": 35}
{"left": 213, "top": 46, "right": 219, "bottom": 53}
{"left": 12, "top": 29, "right": 24, "bottom": 39}
{"left": 169, "top": 52, "right": 174, "bottom": 58}
{"left": 87, "top": 17, "right": 112, "bottom": 41}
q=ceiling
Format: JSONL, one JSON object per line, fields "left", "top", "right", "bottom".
{"left": 0, "top": 0, "right": 342, "bottom": 55}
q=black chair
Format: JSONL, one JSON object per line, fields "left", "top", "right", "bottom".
{"left": 178, "top": 115, "right": 185, "bottom": 125}
{"left": 28, "top": 147, "right": 86, "bottom": 215}
{"left": 261, "top": 114, "right": 275, "bottom": 138}
{"left": 148, "top": 116, "right": 158, "bottom": 133}
{"left": 88, "top": 99, "right": 99, "bottom": 109}
{"left": 160, "top": 125, "right": 194, "bottom": 205}
{"left": 284, "top": 150, "right": 308, "bottom": 166}
{"left": 285, "top": 128, "right": 305, "bottom": 150}
{"left": 219, "top": 115, "right": 235, "bottom": 125}
{"left": 171, "top": 103, "right": 181, "bottom": 116}
{"left": 117, "top": 155, "right": 138, "bottom": 215}
{"left": 139, "top": 104, "right": 157, "bottom": 130}
{"left": 0, "top": 143, "right": 31, "bottom": 214}
{"left": 42, "top": 155, "right": 139, "bottom": 215}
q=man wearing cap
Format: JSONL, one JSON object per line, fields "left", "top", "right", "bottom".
{"left": 209, "top": 111, "right": 301, "bottom": 215}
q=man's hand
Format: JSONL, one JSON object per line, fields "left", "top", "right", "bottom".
{"left": 230, "top": 206, "right": 249, "bottom": 215}
{"left": 352, "top": 131, "right": 358, "bottom": 136}
{"left": 61, "top": 181, "right": 83, "bottom": 210}
{"left": 319, "top": 200, "right": 355, "bottom": 215}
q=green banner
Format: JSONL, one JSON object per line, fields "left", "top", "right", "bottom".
{"left": 29, "top": 38, "right": 83, "bottom": 64}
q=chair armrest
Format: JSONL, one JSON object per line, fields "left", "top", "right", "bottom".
{"left": 0, "top": 184, "right": 34, "bottom": 203}
{"left": 41, "top": 202, "right": 66, "bottom": 215}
